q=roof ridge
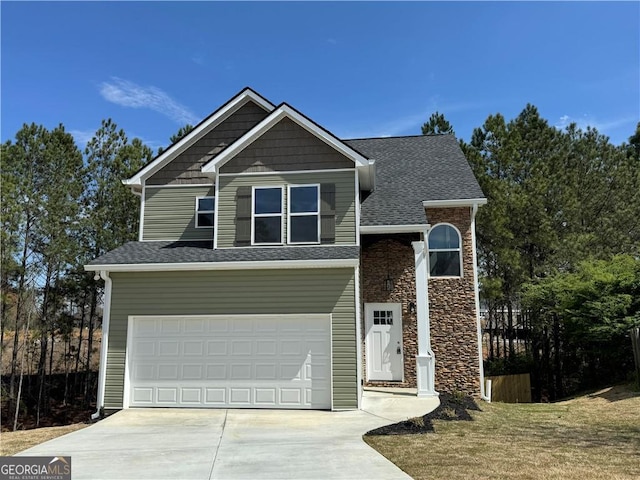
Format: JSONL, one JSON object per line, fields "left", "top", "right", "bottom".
{"left": 343, "top": 133, "right": 454, "bottom": 141}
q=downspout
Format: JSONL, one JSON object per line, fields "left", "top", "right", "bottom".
{"left": 471, "top": 204, "right": 491, "bottom": 402}
{"left": 91, "top": 270, "right": 112, "bottom": 419}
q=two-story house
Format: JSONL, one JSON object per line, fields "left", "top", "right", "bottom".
{"left": 85, "top": 88, "right": 487, "bottom": 414}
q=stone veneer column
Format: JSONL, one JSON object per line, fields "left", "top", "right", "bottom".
{"left": 412, "top": 241, "right": 438, "bottom": 397}
{"left": 426, "top": 207, "right": 481, "bottom": 395}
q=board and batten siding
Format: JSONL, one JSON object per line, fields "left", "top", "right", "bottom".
{"left": 142, "top": 185, "right": 215, "bottom": 241}
{"left": 217, "top": 171, "right": 356, "bottom": 247}
{"left": 105, "top": 268, "right": 357, "bottom": 410}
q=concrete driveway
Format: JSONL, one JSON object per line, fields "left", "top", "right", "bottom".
{"left": 17, "top": 390, "right": 439, "bottom": 479}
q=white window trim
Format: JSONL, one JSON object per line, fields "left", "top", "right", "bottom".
{"left": 427, "top": 222, "right": 463, "bottom": 279}
{"left": 195, "top": 196, "right": 215, "bottom": 229}
{"left": 287, "top": 184, "right": 321, "bottom": 245}
{"left": 251, "top": 185, "right": 284, "bottom": 245}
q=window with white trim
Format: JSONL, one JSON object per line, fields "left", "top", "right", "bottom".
{"left": 195, "top": 196, "right": 215, "bottom": 228}
{"left": 253, "top": 187, "right": 283, "bottom": 244}
{"left": 428, "top": 224, "right": 462, "bottom": 277}
{"left": 288, "top": 185, "right": 320, "bottom": 244}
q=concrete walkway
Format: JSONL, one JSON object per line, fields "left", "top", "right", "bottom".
{"left": 17, "top": 390, "right": 439, "bottom": 480}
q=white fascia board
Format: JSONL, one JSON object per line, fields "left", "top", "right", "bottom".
{"left": 84, "top": 258, "right": 359, "bottom": 273}
{"left": 360, "top": 224, "right": 430, "bottom": 234}
{"left": 201, "top": 104, "right": 371, "bottom": 174}
{"left": 124, "top": 89, "right": 275, "bottom": 188}
{"left": 422, "top": 198, "right": 488, "bottom": 208}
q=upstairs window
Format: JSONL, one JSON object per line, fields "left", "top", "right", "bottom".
{"left": 253, "top": 187, "right": 283, "bottom": 244}
{"left": 195, "top": 197, "right": 215, "bottom": 228}
{"left": 428, "top": 224, "right": 462, "bottom": 277}
{"left": 288, "top": 185, "right": 320, "bottom": 244}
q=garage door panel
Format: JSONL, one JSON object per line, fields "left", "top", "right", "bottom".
{"left": 132, "top": 387, "right": 153, "bottom": 404}
{"left": 182, "top": 364, "right": 203, "bottom": 379}
{"left": 207, "top": 341, "right": 227, "bottom": 355}
{"left": 157, "top": 388, "right": 177, "bottom": 403}
{"left": 158, "top": 364, "right": 178, "bottom": 379}
{"left": 159, "top": 341, "right": 179, "bottom": 356}
{"left": 206, "top": 364, "right": 227, "bottom": 379}
{"left": 128, "top": 315, "right": 331, "bottom": 409}
{"left": 160, "top": 319, "right": 181, "bottom": 334}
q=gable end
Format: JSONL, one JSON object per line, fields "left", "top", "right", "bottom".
{"left": 219, "top": 117, "right": 355, "bottom": 174}
{"left": 148, "top": 101, "right": 270, "bottom": 185}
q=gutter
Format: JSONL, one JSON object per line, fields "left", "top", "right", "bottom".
{"left": 471, "top": 203, "right": 491, "bottom": 402}
{"left": 84, "top": 257, "right": 360, "bottom": 273}
{"left": 91, "top": 270, "right": 112, "bottom": 420}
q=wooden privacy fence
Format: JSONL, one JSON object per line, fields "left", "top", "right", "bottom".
{"left": 486, "top": 373, "right": 532, "bottom": 403}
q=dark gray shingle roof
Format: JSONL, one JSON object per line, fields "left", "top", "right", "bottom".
{"left": 345, "top": 135, "right": 485, "bottom": 226}
{"left": 87, "top": 241, "right": 359, "bottom": 266}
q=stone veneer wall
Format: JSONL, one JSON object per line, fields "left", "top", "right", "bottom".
{"left": 426, "top": 207, "right": 481, "bottom": 395}
{"left": 361, "top": 235, "right": 419, "bottom": 387}
{"left": 360, "top": 208, "right": 481, "bottom": 395}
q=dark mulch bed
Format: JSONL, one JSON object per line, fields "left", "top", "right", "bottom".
{"left": 365, "top": 393, "right": 482, "bottom": 435}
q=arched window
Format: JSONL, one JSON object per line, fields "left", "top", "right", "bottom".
{"left": 428, "top": 224, "right": 462, "bottom": 277}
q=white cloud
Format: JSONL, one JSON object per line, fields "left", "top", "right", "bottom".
{"left": 70, "top": 127, "right": 163, "bottom": 153}
{"left": 340, "top": 97, "right": 486, "bottom": 139}
{"left": 555, "top": 113, "right": 637, "bottom": 134}
{"left": 69, "top": 129, "right": 96, "bottom": 149}
{"left": 99, "top": 77, "right": 198, "bottom": 125}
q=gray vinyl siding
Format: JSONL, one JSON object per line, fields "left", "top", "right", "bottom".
{"left": 217, "top": 171, "right": 356, "bottom": 247}
{"left": 220, "top": 117, "right": 355, "bottom": 173}
{"left": 142, "top": 185, "right": 215, "bottom": 241}
{"left": 147, "top": 101, "right": 270, "bottom": 185}
{"left": 105, "top": 268, "right": 357, "bottom": 410}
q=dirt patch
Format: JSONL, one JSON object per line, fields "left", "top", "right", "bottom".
{"left": 365, "top": 393, "right": 481, "bottom": 435}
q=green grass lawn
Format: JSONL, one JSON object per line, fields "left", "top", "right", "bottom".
{"left": 365, "top": 384, "right": 640, "bottom": 480}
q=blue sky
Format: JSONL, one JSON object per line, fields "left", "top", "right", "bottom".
{"left": 2, "top": 1, "right": 638, "bottom": 152}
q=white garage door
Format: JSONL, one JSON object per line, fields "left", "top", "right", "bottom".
{"left": 126, "top": 314, "right": 331, "bottom": 409}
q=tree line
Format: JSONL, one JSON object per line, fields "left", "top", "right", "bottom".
{"left": 424, "top": 107, "right": 640, "bottom": 400}
{"left": 1, "top": 106, "right": 638, "bottom": 430}
{"left": 1, "top": 120, "right": 153, "bottom": 429}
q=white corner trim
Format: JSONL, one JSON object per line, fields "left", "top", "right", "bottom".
{"left": 138, "top": 186, "right": 145, "bottom": 242}
{"left": 124, "top": 89, "right": 275, "bottom": 187}
{"left": 422, "top": 198, "right": 488, "bottom": 208}
{"left": 354, "top": 172, "right": 361, "bottom": 247}
{"left": 471, "top": 204, "right": 490, "bottom": 401}
{"left": 201, "top": 104, "right": 370, "bottom": 175}
{"left": 354, "top": 264, "right": 362, "bottom": 409}
{"left": 91, "top": 270, "right": 112, "bottom": 419}
{"left": 367, "top": 159, "right": 376, "bottom": 191}
{"left": 360, "top": 224, "right": 430, "bottom": 234}
{"left": 213, "top": 174, "right": 220, "bottom": 249}
{"left": 84, "top": 258, "right": 359, "bottom": 273}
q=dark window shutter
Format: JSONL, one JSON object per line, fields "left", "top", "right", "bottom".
{"left": 320, "top": 183, "right": 336, "bottom": 244}
{"left": 235, "top": 186, "right": 252, "bottom": 246}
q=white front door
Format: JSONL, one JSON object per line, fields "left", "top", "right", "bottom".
{"left": 365, "top": 303, "right": 403, "bottom": 381}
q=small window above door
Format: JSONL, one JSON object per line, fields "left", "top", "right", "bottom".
{"left": 373, "top": 310, "right": 394, "bottom": 325}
